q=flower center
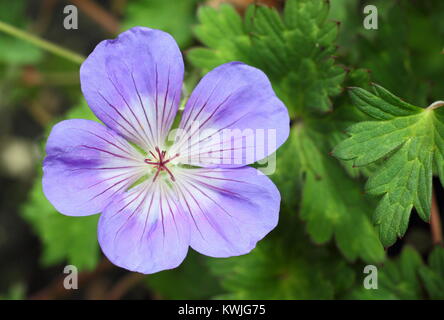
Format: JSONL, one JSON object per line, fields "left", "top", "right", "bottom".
{"left": 144, "top": 147, "right": 179, "bottom": 182}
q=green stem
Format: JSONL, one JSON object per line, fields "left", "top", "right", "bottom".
{"left": 0, "top": 21, "right": 85, "bottom": 65}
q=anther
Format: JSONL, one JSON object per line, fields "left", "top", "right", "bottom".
{"left": 145, "top": 149, "right": 180, "bottom": 182}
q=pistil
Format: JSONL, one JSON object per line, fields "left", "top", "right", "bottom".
{"left": 144, "top": 147, "right": 179, "bottom": 182}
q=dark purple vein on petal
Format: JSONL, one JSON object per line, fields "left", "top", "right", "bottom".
{"left": 154, "top": 64, "right": 159, "bottom": 146}
{"left": 159, "top": 66, "right": 171, "bottom": 145}
{"left": 140, "top": 185, "right": 157, "bottom": 243}
{"left": 158, "top": 188, "right": 166, "bottom": 247}
{"left": 180, "top": 75, "right": 224, "bottom": 135}
{"left": 85, "top": 170, "right": 136, "bottom": 190}
{"left": 183, "top": 178, "right": 236, "bottom": 220}
{"left": 172, "top": 93, "right": 235, "bottom": 155}
{"left": 162, "top": 183, "right": 181, "bottom": 241}
{"left": 87, "top": 173, "right": 134, "bottom": 202}
{"left": 76, "top": 128, "right": 139, "bottom": 159}
{"left": 107, "top": 73, "right": 152, "bottom": 149}
{"left": 130, "top": 71, "right": 157, "bottom": 149}
{"left": 112, "top": 179, "right": 155, "bottom": 243}
{"left": 173, "top": 183, "right": 206, "bottom": 241}
{"left": 97, "top": 92, "right": 148, "bottom": 146}
{"left": 180, "top": 182, "right": 236, "bottom": 250}
{"left": 79, "top": 145, "right": 135, "bottom": 161}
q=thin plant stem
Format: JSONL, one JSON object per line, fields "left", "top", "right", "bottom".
{"left": 427, "top": 100, "right": 444, "bottom": 110}
{"left": 106, "top": 273, "right": 145, "bottom": 300}
{"left": 70, "top": 0, "right": 120, "bottom": 34}
{"left": 431, "top": 188, "right": 443, "bottom": 246}
{"left": 0, "top": 20, "right": 85, "bottom": 65}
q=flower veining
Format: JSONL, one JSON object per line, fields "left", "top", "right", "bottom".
{"left": 42, "top": 27, "right": 290, "bottom": 274}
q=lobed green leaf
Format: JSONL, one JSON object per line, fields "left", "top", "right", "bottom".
{"left": 334, "top": 84, "right": 444, "bottom": 246}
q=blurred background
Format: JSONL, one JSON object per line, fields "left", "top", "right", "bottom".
{"left": 0, "top": 0, "right": 443, "bottom": 300}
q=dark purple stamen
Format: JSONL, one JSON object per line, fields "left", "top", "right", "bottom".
{"left": 144, "top": 147, "right": 179, "bottom": 182}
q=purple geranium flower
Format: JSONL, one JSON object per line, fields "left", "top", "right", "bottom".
{"left": 42, "top": 27, "right": 289, "bottom": 274}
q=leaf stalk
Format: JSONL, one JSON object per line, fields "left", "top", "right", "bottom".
{"left": 426, "top": 101, "right": 444, "bottom": 110}
{"left": 0, "top": 20, "right": 85, "bottom": 65}
{"left": 431, "top": 188, "right": 443, "bottom": 246}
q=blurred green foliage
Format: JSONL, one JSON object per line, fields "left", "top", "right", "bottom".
{"left": 0, "top": 0, "right": 43, "bottom": 113}
{"left": 0, "top": 283, "right": 26, "bottom": 300}
{"left": 123, "top": 0, "right": 202, "bottom": 48}
{"left": 349, "top": 246, "right": 444, "bottom": 300}
{"left": 209, "top": 225, "right": 356, "bottom": 299}
{"left": 0, "top": 1, "right": 42, "bottom": 64}
{"left": 188, "top": 0, "right": 345, "bottom": 117}
{"left": 147, "top": 251, "right": 222, "bottom": 299}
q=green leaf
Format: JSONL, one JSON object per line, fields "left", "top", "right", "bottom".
{"left": 349, "top": 246, "right": 444, "bottom": 300}
{"left": 21, "top": 100, "right": 100, "bottom": 270}
{"left": 348, "top": 246, "right": 423, "bottom": 300}
{"left": 0, "top": 0, "right": 42, "bottom": 64}
{"left": 289, "top": 125, "right": 384, "bottom": 263}
{"left": 146, "top": 251, "right": 222, "bottom": 299}
{"left": 418, "top": 246, "right": 444, "bottom": 299}
{"left": 122, "top": 0, "right": 201, "bottom": 48}
{"left": 334, "top": 84, "right": 444, "bottom": 246}
{"left": 209, "top": 231, "right": 355, "bottom": 299}
{"left": 338, "top": 0, "right": 431, "bottom": 106}
{"left": 22, "top": 175, "right": 99, "bottom": 270}
{"left": 0, "top": 283, "right": 26, "bottom": 300}
{"left": 0, "top": 37, "right": 43, "bottom": 65}
{"left": 188, "top": 0, "right": 345, "bottom": 116}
